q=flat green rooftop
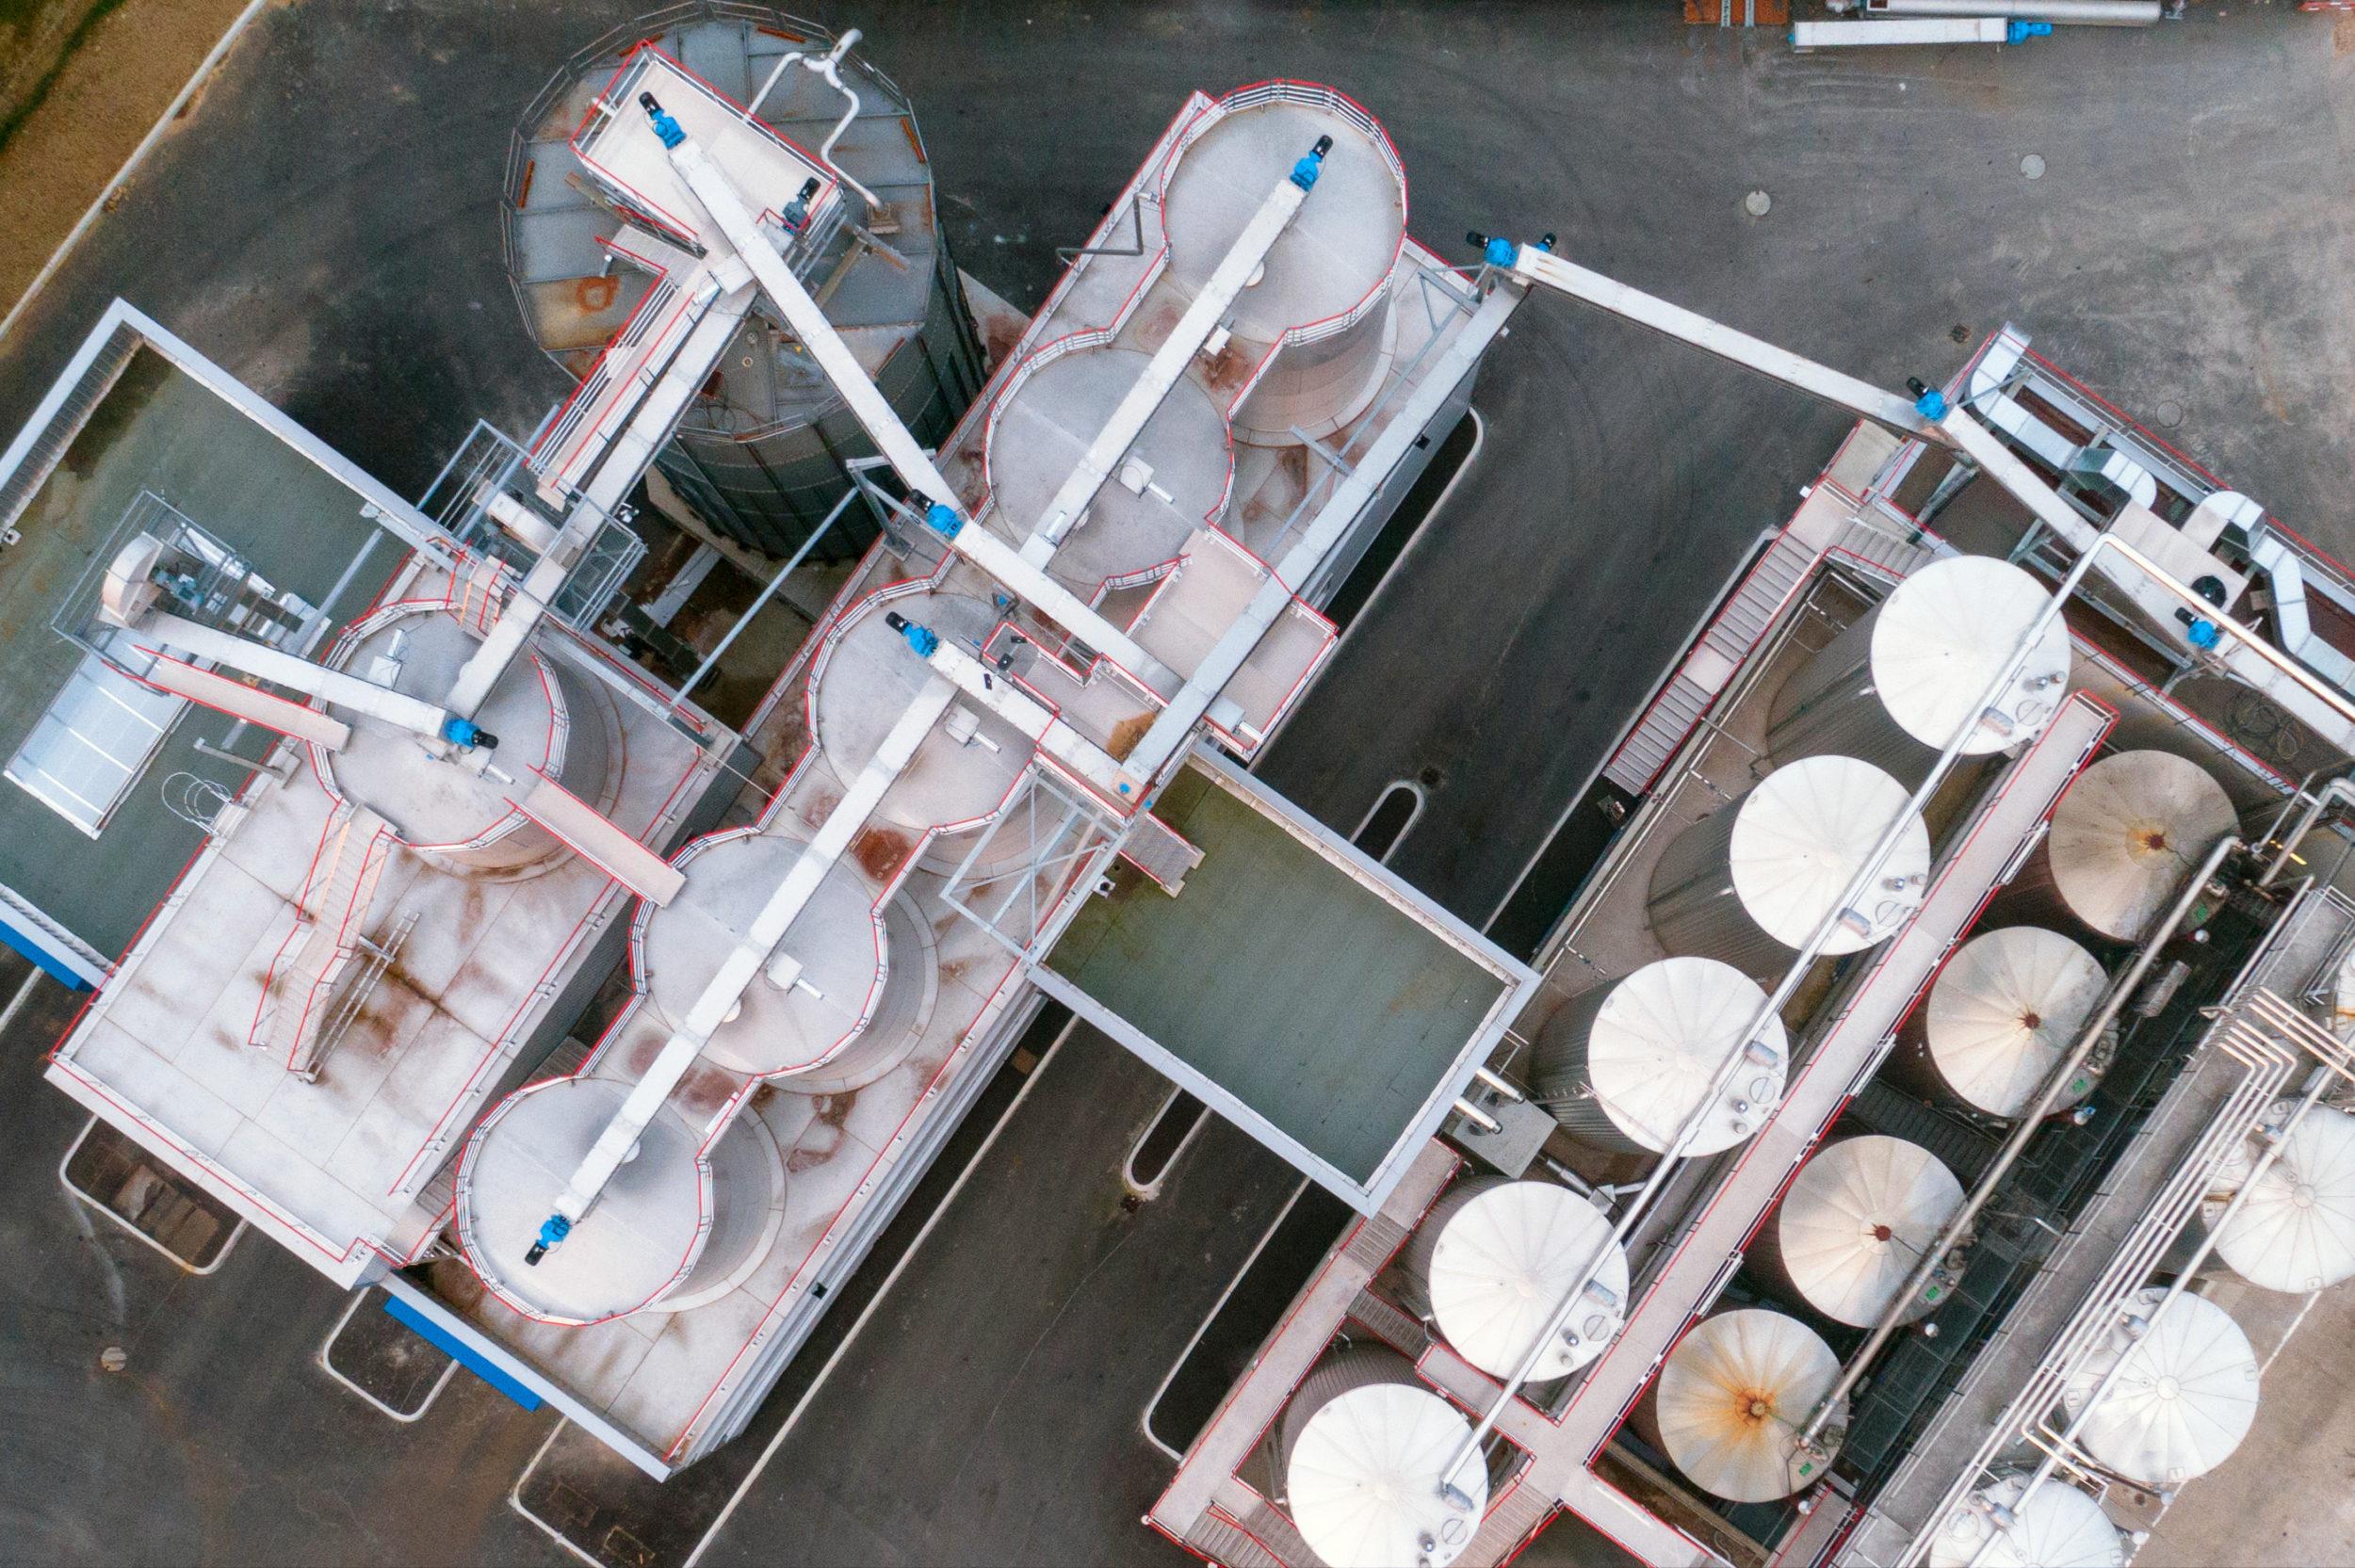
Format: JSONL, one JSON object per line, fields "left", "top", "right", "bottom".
{"left": 0, "top": 343, "right": 401, "bottom": 962}
{"left": 1048, "top": 759, "right": 1515, "bottom": 1189}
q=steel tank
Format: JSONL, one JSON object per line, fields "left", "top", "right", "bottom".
{"left": 455, "top": 1075, "right": 786, "bottom": 1326}
{"left": 1893, "top": 926, "right": 2109, "bottom": 1119}
{"left": 1753, "top": 1135, "right": 1968, "bottom": 1327}
{"left": 503, "top": 7, "right": 983, "bottom": 559}
{"left": 1275, "top": 1346, "right": 1486, "bottom": 1568}
{"left": 2004, "top": 750, "right": 2235, "bottom": 944}
{"left": 1529, "top": 958, "right": 1788, "bottom": 1157}
{"left": 1647, "top": 755, "right": 1932, "bottom": 977}
{"left": 1768, "top": 555, "right": 2071, "bottom": 784}
{"left": 1927, "top": 1473, "right": 2125, "bottom": 1568}
{"left": 638, "top": 823, "right": 936, "bottom": 1091}
{"left": 1394, "top": 1176, "right": 1629, "bottom": 1381}
{"left": 2059, "top": 1285, "right": 2258, "bottom": 1486}
{"left": 322, "top": 605, "right": 614, "bottom": 879}
{"left": 1158, "top": 83, "right": 1406, "bottom": 445}
{"left": 1636, "top": 1308, "right": 1846, "bottom": 1503}
{"left": 2201, "top": 1098, "right": 2355, "bottom": 1294}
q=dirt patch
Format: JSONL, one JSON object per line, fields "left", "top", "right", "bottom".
{"left": 0, "top": 0, "right": 257, "bottom": 315}
{"left": 852, "top": 823, "right": 912, "bottom": 882}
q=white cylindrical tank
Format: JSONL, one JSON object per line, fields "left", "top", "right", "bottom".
{"left": 1647, "top": 755, "right": 1933, "bottom": 978}
{"left": 455, "top": 1076, "right": 785, "bottom": 1326}
{"left": 1927, "top": 1473, "right": 2125, "bottom": 1568}
{"left": 1529, "top": 958, "right": 1789, "bottom": 1156}
{"left": 1395, "top": 1177, "right": 1630, "bottom": 1381}
{"left": 1894, "top": 926, "right": 2109, "bottom": 1118}
{"left": 1640, "top": 1309, "right": 1845, "bottom": 1503}
{"left": 2006, "top": 751, "right": 2234, "bottom": 944}
{"left": 1275, "top": 1347, "right": 1486, "bottom": 1568}
{"left": 2060, "top": 1286, "right": 2258, "bottom": 1486}
{"left": 2201, "top": 1099, "right": 2355, "bottom": 1294}
{"left": 1754, "top": 1136, "right": 1967, "bottom": 1327}
{"left": 640, "top": 825, "right": 934, "bottom": 1089}
{"left": 1769, "top": 556, "right": 2072, "bottom": 783}
{"left": 1159, "top": 84, "right": 1406, "bottom": 445}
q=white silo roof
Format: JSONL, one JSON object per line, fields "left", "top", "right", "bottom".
{"left": 2046, "top": 752, "right": 2235, "bottom": 942}
{"left": 1286, "top": 1381, "right": 1486, "bottom": 1568}
{"left": 1421, "top": 1180, "right": 1630, "bottom": 1381}
{"left": 2062, "top": 1286, "right": 2258, "bottom": 1486}
{"left": 1583, "top": 958, "right": 1789, "bottom": 1156}
{"left": 1921, "top": 927, "right": 2108, "bottom": 1118}
{"left": 644, "top": 829, "right": 886, "bottom": 1077}
{"left": 1928, "top": 1473, "right": 2123, "bottom": 1568}
{"left": 458, "top": 1077, "right": 710, "bottom": 1325}
{"left": 1771, "top": 1136, "right": 1966, "bottom": 1327}
{"left": 2205, "top": 1100, "right": 2355, "bottom": 1294}
{"left": 1731, "top": 756, "right": 1931, "bottom": 954}
{"left": 1869, "top": 556, "right": 2071, "bottom": 755}
{"left": 1653, "top": 1309, "right": 1843, "bottom": 1503}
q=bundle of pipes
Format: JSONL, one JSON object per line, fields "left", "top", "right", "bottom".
{"left": 1797, "top": 0, "right": 2162, "bottom": 48}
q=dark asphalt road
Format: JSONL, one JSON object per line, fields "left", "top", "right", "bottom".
{"left": 0, "top": 5, "right": 2347, "bottom": 1565}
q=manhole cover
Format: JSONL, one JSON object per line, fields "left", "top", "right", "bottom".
{"left": 2020, "top": 154, "right": 2047, "bottom": 180}
{"left": 1744, "top": 189, "right": 1772, "bottom": 218}
{"left": 99, "top": 1346, "right": 127, "bottom": 1373}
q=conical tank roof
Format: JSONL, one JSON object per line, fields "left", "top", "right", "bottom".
{"left": 2043, "top": 752, "right": 2234, "bottom": 942}
{"left": 1927, "top": 1473, "right": 2123, "bottom": 1568}
{"left": 1919, "top": 927, "right": 2108, "bottom": 1118}
{"left": 1769, "top": 1136, "right": 1966, "bottom": 1327}
{"left": 2204, "top": 1100, "right": 2355, "bottom": 1294}
{"left": 1413, "top": 1179, "right": 1629, "bottom": 1381}
{"left": 1284, "top": 1359, "right": 1486, "bottom": 1568}
{"left": 1555, "top": 958, "right": 1789, "bottom": 1156}
{"left": 1651, "top": 1309, "right": 1843, "bottom": 1503}
{"left": 1730, "top": 756, "right": 1931, "bottom": 954}
{"left": 1865, "top": 556, "right": 2071, "bottom": 754}
{"left": 2061, "top": 1286, "right": 2258, "bottom": 1486}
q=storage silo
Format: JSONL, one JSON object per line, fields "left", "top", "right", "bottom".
{"left": 1394, "top": 1176, "right": 1629, "bottom": 1382}
{"left": 1638, "top": 1309, "right": 1845, "bottom": 1504}
{"left": 638, "top": 824, "right": 934, "bottom": 1090}
{"left": 322, "top": 606, "right": 614, "bottom": 879}
{"left": 503, "top": 8, "right": 983, "bottom": 559}
{"left": 1754, "top": 1136, "right": 1967, "bottom": 1328}
{"left": 1529, "top": 958, "right": 1789, "bottom": 1157}
{"left": 1647, "top": 755, "right": 1932, "bottom": 978}
{"left": 2201, "top": 1099, "right": 2355, "bottom": 1294}
{"left": 1893, "top": 926, "right": 2109, "bottom": 1119}
{"left": 980, "top": 343, "right": 1233, "bottom": 598}
{"left": 1927, "top": 1473, "right": 2125, "bottom": 1568}
{"left": 456, "top": 1075, "right": 785, "bottom": 1326}
{"left": 1275, "top": 1346, "right": 1487, "bottom": 1568}
{"left": 2059, "top": 1286, "right": 2258, "bottom": 1487}
{"left": 2006, "top": 751, "right": 2235, "bottom": 945}
{"left": 1768, "top": 556, "right": 2071, "bottom": 784}
{"left": 1159, "top": 84, "right": 1406, "bottom": 445}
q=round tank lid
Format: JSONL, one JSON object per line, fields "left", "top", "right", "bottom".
{"left": 2046, "top": 751, "right": 2234, "bottom": 942}
{"left": 814, "top": 590, "right": 1033, "bottom": 833}
{"left": 1654, "top": 1309, "right": 1843, "bottom": 1503}
{"left": 1774, "top": 1137, "right": 1965, "bottom": 1327}
{"left": 1287, "top": 1382, "right": 1486, "bottom": 1568}
{"left": 983, "top": 345, "right": 1232, "bottom": 592}
{"left": 1870, "top": 556, "right": 2071, "bottom": 754}
{"left": 2206, "top": 1100, "right": 2355, "bottom": 1294}
{"left": 1160, "top": 90, "right": 1405, "bottom": 346}
{"left": 1584, "top": 957, "right": 1790, "bottom": 1156}
{"left": 1424, "top": 1181, "right": 1630, "bottom": 1381}
{"left": 1929, "top": 1474, "right": 2123, "bottom": 1568}
{"left": 1730, "top": 756, "right": 1931, "bottom": 954}
{"left": 2062, "top": 1286, "right": 2258, "bottom": 1485}
{"left": 644, "top": 830, "right": 885, "bottom": 1077}
{"left": 1923, "top": 927, "right": 2108, "bottom": 1118}
{"left": 459, "top": 1077, "right": 710, "bottom": 1325}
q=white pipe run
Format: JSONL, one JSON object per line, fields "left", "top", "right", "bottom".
{"left": 1868, "top": 0, "right": 2160, "bottom": 21}
{"left": 136, "top": 610, "right": 453, "bottom": 741}
{"left": 1794, "top": 19, "right": 2010, "bottom": 45}
{"left": 1020, "top": 142, "right": 1324, "bottom": 565}
{"left": 542, "top": 673, "right": 959, "bottom": 1238}
{"left": 652, "top": 103, "right": 1186, "bottom": 695}
{"left": 743, "top": 28, "right": 883, "bottom": 214}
